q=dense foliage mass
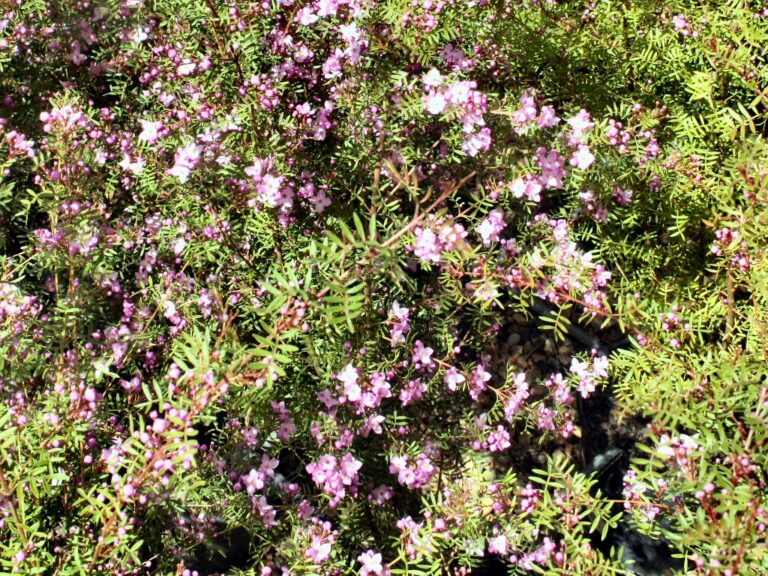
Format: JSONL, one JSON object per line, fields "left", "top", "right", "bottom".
{"left": 1, "top": 0, "right": 767, "bottom": 574}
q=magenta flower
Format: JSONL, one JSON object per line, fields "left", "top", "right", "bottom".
{"left": 612, "top": 186, "right": 634, "bottom": 205}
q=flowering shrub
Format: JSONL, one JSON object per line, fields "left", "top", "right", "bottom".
{"left": 1, "top": 0, "right": 767, "bottom": 574}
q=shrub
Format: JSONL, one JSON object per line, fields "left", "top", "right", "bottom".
{"left": 0, "top": 0, "right": 766, "bottom": 574}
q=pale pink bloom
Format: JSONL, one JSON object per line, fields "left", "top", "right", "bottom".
{"left": 462, "top": 127, "right": 492, "bottom": 157}
{"left": 310, "top": 188, "right": 331, "bottom": 212}
{"left": 488, "top": 534, "right": 509, "bottom": 555}
{"left": 69, "top": 41, "right": 87, "bottom": 65}
{"left": 390, "top": 301, "right": 409, "bottom": 321}
{"left": 316, "top": 0, "right": 339, "bottom": 17}
{"left": 422, "top": 68, "right": 443, "bottom": 87}
{"left": 322, "top": 49, "right": 343, "bottom": 79}
{"left": 444, "top": 367, "right": 465, "bottom": 392}
{"left": 445, "top": 80, "right": 472, "bottom": 104}
{"left": 510, "top": 175, "right": 543, "bottom": 203}
{"left": 358, "top": 550, "right": 389, "bottom": 576}
{"left": 513, "top": 90, "right": 537, "bottom": 124}
{"left": 337, "top": 363, "right": 362, "bottom": 404}
{"left": 177, "top": 61, "right": 196, "bottom": 76}
{"left": 122, "top": 483, "right": 136, "bottom": 499}
{"left": 296, "top": 6, "right": 319, "bottom": 25}
{"left": 476, "top": 208, "right": 505, "bottom": 245}
{"left": 257, "top": 174, "right": 284, "bottom": 207}
{"left": 487, "top": 425, "right": 511, "bottom": 452}
{"left": 172, "top": 238, "right": 187, "bottom": 256}
{"left": 566, "top": 109, "right": 594, "bottom": 143}
{"left": 359, "top": 414, "right": 385, "bottom": 437}
{"left": 538, "top": 105, "right": 560, "bottom": 128}
{"left": 132, "top": 26, "right": 148, "bottom": 43}
{"left": 306, "top": 539, "right": 331, "bottom": 563}
{"left": 119, "top": 154, "right": 145, "bottom": 175}
{"left": 412, "top": 340, "right": 434, "bottom": 369}
{"left": 504, "top": 372, "right": 530, "bottom": 420}
{"left": 138, "top": 119, "right": 163, "bottom": 144}
{"left": 570, "top": 144, "right": 595, "bottom": 170}
{"left": 593, "top": 355, "right": 609, "bottom": 378}
{"left": 167, "top": 142, "right": 202, "bottom": 183}
{"left": 413, "top": 227, "right": 441, "bottom": 263}
{"left": 399, "top": 378, "right": 426, "bottom": 406}
{"left": 424, "top": 91, "right": 447, "bottom": 115}
{"left": 537, "top": 147, "right": 566, "bottom": 189}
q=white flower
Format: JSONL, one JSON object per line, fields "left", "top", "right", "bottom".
{"left": 422, "top": 68, "right": 443, "bottom": 87}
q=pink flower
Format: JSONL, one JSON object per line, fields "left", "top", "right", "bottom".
{"left": 151, "top": 418, "right": 167, "bottom": 434}
{"left": 167, "top": 142, "right": 202, "bottom": 183}
{"left": 537, "top": 105, "right": 560, "bottom": 128}
{"left": 462, "top": 127, "right": 492, "bottom": 157}
{"left": 243, "top": 468, "right": 266, "bottom": 494}
{"left": 316, "top": 0, "right": 339, "bottom": 17}
{"left": 504, "top": 372, "right": 530, "bottom": 420}
{"left": 358, "top": 550, "right": 389, "bottom": 576}
{"left": 570, "top": 144, "right": 595, "bottom": 170}
{"left": 388, "top": 301, "right": 411, "bottom": 345}
{"left": 443, "top": 366, "right": 465, "bottom": 392}
{"left": 468, "top": 364, "right": 492, "bottom": 400}
{"left": 424, "top": 91, "right": 447, "bottom": 115}
{"left": 306, "top": 538, "right": 331, "bottom": 563}
{"left": 138, "top": 120, "right": 163, "bottom": 144}
{"left": 359, "top": 414, "right": 385, "bottom": 437}
{"left": 413, "top": 227, "right": 441, "bottom": 263}
{"left": 340, "top": 452, "right": 363, "bottom": 482}
{"left": 510, "top": 175, "right": 543, "bottom": 203}
{"left": 177, "top": 60, "right": 196, "bottom": 76}
{"left": 399, "top": 378, "right": 426, "bottom": 406}
{"left": 537, "top": 147, "right": 566, "bottom": 189}
{"left": 486, "top": 425, "right": 511, "bottom": 452}
{"left": 118, "top": 154, "right": 145, "bottom": 175}
{"left": 337, "top": 363, "right": 361, "bottom": 403}
{"left": 122, "top": 483, "right": 136, "bottom": 499}
{"left": 488, "top": 533, "right": 508, "bottom": 555}
{"left": 322, "top": 49, "right": 343, "bottom": 79}
{"left": 476, "top": 208, "right": 505, "bottom": 245}
{"left": 412, "top": 340, "right": 434, "bottom": 369}
{"left": 612, "top": 186, "right": 634, "bottom": 205}
{"left": 513, "top": 89, "right": 537, "bottom": 124}
{"left": 296, "top": 6, "right": 319, "bottom": 25}
{"left": 566, "top": 109, "right": 594, "bottom": 143}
